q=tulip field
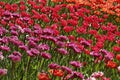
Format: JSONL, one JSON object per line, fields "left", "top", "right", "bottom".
{"left": 0, "top": 0, "right": 120, "bottom": 80}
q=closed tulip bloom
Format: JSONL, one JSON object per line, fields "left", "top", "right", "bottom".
{"left": 38, "top": 44, "right": 50, "bottom": 51}
{"left": 47, "top": 36, "right": 57, "bottom": 42}
{"left": 28, "top": 40, "right": 37, "bottom": 48}
{"left": 52, "top": 69, "right": 64, "bottom": 77}
{"left": 43, "top": 28, "right": 53, "bottom": 36}
{"left": 41, "top": 36, "right": 57, "bottom": 42}
{"left": 80, "top": 40, "right": 91, "bottom": 46}
{"left": 23, "top": 28, "right": 31, "bottom": 34}
{"left": 73, "top": 45, "right": 82, "bottom": 53}
{"left": 12, "top": 13, "right": 20, "bottom": 18}
{"left": 9, "top": 26, "right": 18, "bottom": 31}
{"left": 68, "top": 35, "right": 75, "bottom": 41}
{"left": 113, "top": 46, "right": 120, "bottom": 52}
{"left": 48, "top": 63, "right": 60, "bottom": 69}
{"left": 74, "top": 71, "right": 84, "bottom": 79}
{"left": 9, "top": 36, "right": 23, "bottom": 46}
{"left": 63, "top": 26, "right": 74, "bottom": 33}
{"left": 23, "top": 17, "right": 30, "bottom": 22}
{"left": 8, "top": 51, "right": 22, "bottom": 62}
{"left": 90, "top": 51, "right": 100, "bottom": 57}
{"left": 41, "top": 52, "right": 51, "bottom": 59}
{"left": 11, "top": 30, "right": 18, "bottom": 36}
{"left": 99, "top": 49, "right": 108, "bottom": 55}
{"left": 91, "top": 71, "right": 104, "bottom": 78}
{"left": 38, "top": 72, "right": 51, "bottom": 80}
{"left": 60, "top": 19, "right": 67, "bottom": 26}
{"left": 30, "top": 48, "right": 40, "bottom": 55}
{"left": 116, "top": 54, "right": 120, "bottom": 60}
{"left": 70, "top": 61, "right": 82, "bottom": 68}
{"left": 57, "top": 48, "right": 68, "bottom": 55}
{"left": 33, "top": 24, "right": 42, "bottom": 34}
{"left": 56, "top": 35, "right": 68, "bottom": 41}
{"left": 104, "top": 52, "right": 114, "bottom": 61}
{"left": 27, "top": 37, "right": 39, "bottom": 42}
{"left": 0, "top": 45, "right": 10, "bottom": 52}
{"left": 26, "top": 50, "right": 34, "bottom": 57}
{"left": 61, "top": 66, "right": 72, "bottom": 74}
{"left": 19, "top": 45, "right": 28, "bottom": 51}
{"left": 106, "top": 61, "right": 117, "bottom": 68}
{"left": 4, "top": 10, "right": 11, "bottom": 17}
{"left": 67, "top": 42, "right": 81, "bottom": 53}
{"left": 0, "top": 36, "right": 8, "bottom": 44}
{"left": 56, "top": 41, "right": 65, "bottom": 47}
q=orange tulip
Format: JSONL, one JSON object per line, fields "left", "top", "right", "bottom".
{"left": 49, "top": 69, "right": 64, "bottom": 77}
{"left": 115, "top": 18, "right": 120, "bottom": 22}
{"left": 54, "top": 69, "right": 64, "bottom": 77}
{"left": 49, "top": 0, "right": 119, "bottom": 17}
{"left": 38, "top": 73, "right": 51, "bottom": 80}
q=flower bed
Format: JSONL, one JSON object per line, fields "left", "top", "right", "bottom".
{"left": 0, "top": 0, "right": 120, "bottom": 80}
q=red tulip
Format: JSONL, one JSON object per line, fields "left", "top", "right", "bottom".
{"left": 38, "top": 73, "right": 51, "bottom": 80}
{"left": 106, "top": 61, "right": 117, "bottom": 68}
{"left": 116, "top": 54, "right": 120, "bottom": 60}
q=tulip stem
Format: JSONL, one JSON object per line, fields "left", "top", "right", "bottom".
{"left": 11, "top": 62, "right": 15, "bottom": 80}
{"left": 24, "top": 56, "right": 31, "bottom": 80}
{"left": 40, "top": 58, "right": 45, "bottom": 72}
